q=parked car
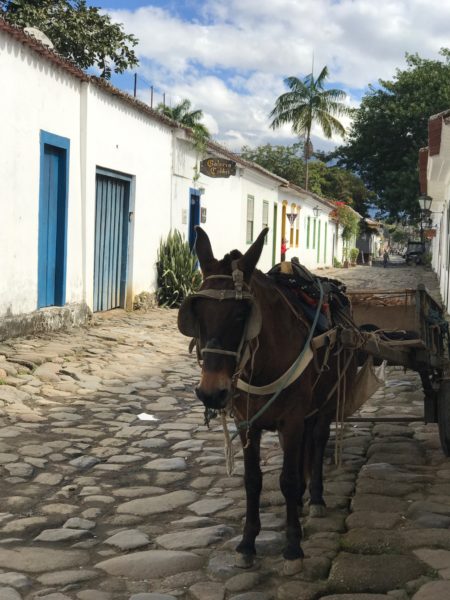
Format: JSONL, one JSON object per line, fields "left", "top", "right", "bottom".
{"left": 404, "top": 240, "right": 426, "bottom": 265}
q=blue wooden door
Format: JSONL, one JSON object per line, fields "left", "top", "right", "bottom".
{"left": 189, "top": 189, "right": 200, "bottom": 249}
{"left": 93, "top": 172, "right": 130, "bottom": 312}
{"left": 38, "top": 143, "right": 68, "bottom": 308}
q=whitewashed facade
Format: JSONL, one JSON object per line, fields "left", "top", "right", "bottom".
{"left": 422, "top": 110, "right": 450, "bottom": 311}
{"left": 276, "top": 186, "right": 340, "bottom": 270}
{"left": 0, "top": 19, "right": 348, "bottom": 337}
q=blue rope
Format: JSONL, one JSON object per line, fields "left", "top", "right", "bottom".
{"left": 231, "top": 278, "right": 325, "bottom": 441}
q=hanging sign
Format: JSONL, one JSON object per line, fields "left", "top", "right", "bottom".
{"left": 200, "top": 158, "right": 236, "bottom": 178}
{"left": 286, "top": 213, "right": 298, "bottom": 225}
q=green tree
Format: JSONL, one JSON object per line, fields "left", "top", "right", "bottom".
{"left": 269, "top": 66, "right": 351, "bottom": 190}
{"left": 320, "top": 167, "right": 375, "bottom": 216}
{"left": 333, "top": 203, "right": 361, "bottom": 261}
{"left": 241, "top": 143, "right": 372, "bottom": 215}
{"left": 0, "top": 0, "right": 139, "bottom": 78}
{"left": 337, "top": 51, "right": 450, "bottom": 219}
{"left": 156, "top": 99, "right": 210, "bottom": 140}
{"left": 157, "top": 99, "right": 210, "bottom": 182}
{"left": 240, "top": 143, "right": 305, "bottom": 185}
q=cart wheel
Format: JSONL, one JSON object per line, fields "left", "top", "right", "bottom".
{"left": 438, "top": 380, "right": 450, "bottom": 457}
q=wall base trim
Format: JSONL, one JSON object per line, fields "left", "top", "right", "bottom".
{"left": 0, "top": 303, "right": 92, "bottom": 342}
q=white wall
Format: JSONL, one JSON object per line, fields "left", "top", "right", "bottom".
{"left": 1, "top": 24, "right": 350, "bottom": 325}
{"left": 83, "top": 85, "right": 173, "bottom": 308}
{"left": 278, "top": 191, "right": 335, "bottom": 269}
{"left": 427, "top": 123, "right": 450, "bottom": 313}
{"left": 0, "top": 31, "right": 83, "bottom": 316}
{"left": 171, "top": 139, "right": 279, "bottom": 273}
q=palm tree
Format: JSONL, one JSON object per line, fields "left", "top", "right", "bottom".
{"left": 156, "top": 98, "right": 210, "bottom": 140}
{"left": 269, "top": 66, "right": 350, "bottom": 190}
{"left": 157, "top": 98, "right": 210, "bottom": 182}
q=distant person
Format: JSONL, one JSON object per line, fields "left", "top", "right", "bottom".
{"left": 383, "top": 249, "right": 389, "bottom": 268}
{"left": 281, "top": 238, "right": 288, "bottom": 261}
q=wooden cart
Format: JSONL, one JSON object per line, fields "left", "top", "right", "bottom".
{"left": 345, "top": 285, "right": 450, "bottom": 455}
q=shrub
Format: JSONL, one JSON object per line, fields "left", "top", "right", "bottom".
{"left": 156, "top": 230, "right": 202, "bottom": 307}
{"left": 333, "top": 257, "right": 342, "bottom": 268}
{"left": 422, "top": 251, "right": 432, "bottom": 267}
{"left": 349, "top": 248, "right": 360, "bottom": 263}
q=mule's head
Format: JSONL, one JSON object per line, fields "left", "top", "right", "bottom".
{"left": 178, "top": 227, "right": 268, "bottom": 410}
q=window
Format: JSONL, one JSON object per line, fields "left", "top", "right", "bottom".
{"left": 317, "top": 220, "right": 321, "bottom": 262}
{"left": 296, "top": 207, "right": 300, "bottom": 247}
{"left": 262, "top": 200, "right": 269, "bottom": 244}
{"left": 313, "top": 218, "right": 317, "bottom": 249}
{"left": 324, "top": 222, "right": 328, "bottom": 262}
{"left": 246, "top": 195, "right": 254, "bottom": 243}
{"left": 306, "top": 216, "right": 311, "bottom": 249}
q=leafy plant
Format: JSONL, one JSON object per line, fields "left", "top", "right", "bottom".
{"left": 269, "top": 66, "right": 351, "bottom": 190}
{"left": 156, "top": 99, "right": 210, "bottom": 183}
{"left": 0, "top": 0, "right": 139, "bottom": 78}
{"left": 422, "top": 251, "right": 432, "bottom": 267}
{"left": 337, "top": 50, "right": 450, "bottom": 219}
{"left": 349, "top": 248, "right": 360, "bottom": 263}
{"left": 156, "top": 230, "right": 202, "bottom": 308}
{"left": 333, "top": 257, "right": 342, "bottom": 268}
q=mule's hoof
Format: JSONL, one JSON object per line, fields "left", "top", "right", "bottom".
{"left": 235, "top": 552, "right": 254, "bottom": 569}
{"left": 283, "top": 558, "right": 303, "bottom": 576}
{"left": 309, "top": 504, "right": 326, "bottom": 518}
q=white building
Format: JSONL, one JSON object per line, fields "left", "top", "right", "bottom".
{"left": 0, "top": 18, "right": 348, "bottom": 339}
{"left": 420, "top": 110, "right": 450, "bottom": 311}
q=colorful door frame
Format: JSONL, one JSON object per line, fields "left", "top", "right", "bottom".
{"left": 38, "top": 130, "right": 70, "bottom": 309}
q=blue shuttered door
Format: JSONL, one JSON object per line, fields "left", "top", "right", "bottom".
{"left": 93, "top": 173, "right": 130, "bottom": 312}
{"left": 38, "top": 144, "right": 67, "bottom": 308}
{"left": 188, "top": 190, "right": 201, "bottom": 249}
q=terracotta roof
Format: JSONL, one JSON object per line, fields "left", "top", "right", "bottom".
{"left": 0, "top": 17, "right": 183, "bottom": 131}
{"left": 363, "top": 218, "right": 383, "bottom": 230}
{"left": 418, "top": 147, "right": 428, "bottom": 194}
{"left": 0, "top": 16, "right": 346, "bottom": 191}
{"left": 1, "top": 17, "right": 289, "bottom": 185}
{"left": 427, "top": 109, "right": 450, "bottom": 156}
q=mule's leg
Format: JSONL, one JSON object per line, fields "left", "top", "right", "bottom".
{"left": 279, "top": 422, "right": 304, "bottom": 574}
{"left": 235, "top": 428, "right": 262, "bottom": 568}
{"left": 297, "top": 423, "right": 310, "bottom": 514}
{"left": 308, "top": 416, "right": 331, "bottom": 518}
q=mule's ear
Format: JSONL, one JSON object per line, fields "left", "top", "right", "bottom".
{"left": 240, "top": 228, "right": 269, "bottom": 278}
{"left": 194, "top": 226, "right": 215, "bottom": 272}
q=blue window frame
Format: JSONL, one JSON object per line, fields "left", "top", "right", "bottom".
{"left": 38, "top": 131, "right": 70, "bottom": 308}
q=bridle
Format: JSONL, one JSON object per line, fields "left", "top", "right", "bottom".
{"left": 178, "top": 260, "right": 261, "bottom": 376}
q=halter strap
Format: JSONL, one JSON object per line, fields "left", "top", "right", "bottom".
{"left": 194, "top": 264, "right": 257, "bottom": 367}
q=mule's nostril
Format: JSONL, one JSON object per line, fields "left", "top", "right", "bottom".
{"left": 216, "top": 388, "right": 229, "bottom": 405}
{"left": 195, "top": 386, "right": 205, "bottom": 402}
{"left": 195, "top": 386, "right": 229, "bottom": 409}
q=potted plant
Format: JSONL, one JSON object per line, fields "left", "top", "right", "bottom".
{"left": 349, "top": 248, "right": 359, "bottom": 266}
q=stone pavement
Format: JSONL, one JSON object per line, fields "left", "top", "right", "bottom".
{"left": 0, "top": 261, "right": 450, "bottom": 599}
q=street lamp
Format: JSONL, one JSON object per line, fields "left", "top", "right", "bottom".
{"left": 418, "top": 194, "right": 432, "bottom": 214}
{"left": 313, "top": 205, "right": 320, "bottom": 218}
{"left": 418, "top": 195, "right": 432, "bottom": 243}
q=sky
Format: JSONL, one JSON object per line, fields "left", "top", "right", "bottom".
{"left": 91, "top": 0, "right": 448, "bottom": 153}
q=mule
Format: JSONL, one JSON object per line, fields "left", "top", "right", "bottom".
{"left": 178, "top": 227, "right": 357, "bottom": 574}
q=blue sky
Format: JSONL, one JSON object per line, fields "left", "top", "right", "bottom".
{"left": 90, "top": 0, "right": 448, "bottom": 152}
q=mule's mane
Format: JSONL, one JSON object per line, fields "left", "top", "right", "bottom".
{"left": 217, "top": 250, "right": 242, "bottom": 270}
{"left": 216, "top": 252, "right": 276, "bottom": 292}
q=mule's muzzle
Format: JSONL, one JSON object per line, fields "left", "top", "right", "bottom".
{"left": 195, "top": 385, "right": 231, "bottom": 410}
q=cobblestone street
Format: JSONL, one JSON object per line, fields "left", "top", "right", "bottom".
{"left": 1, "top": 261, "right": 450, "bottom": 600}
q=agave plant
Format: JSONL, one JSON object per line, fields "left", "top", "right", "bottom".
{"left": 156, "top": 230, "right": 202, "bottom": 307}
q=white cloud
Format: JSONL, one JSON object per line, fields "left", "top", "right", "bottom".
{"left": 109, "top": 1, "right": 449, "bottom": 151}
